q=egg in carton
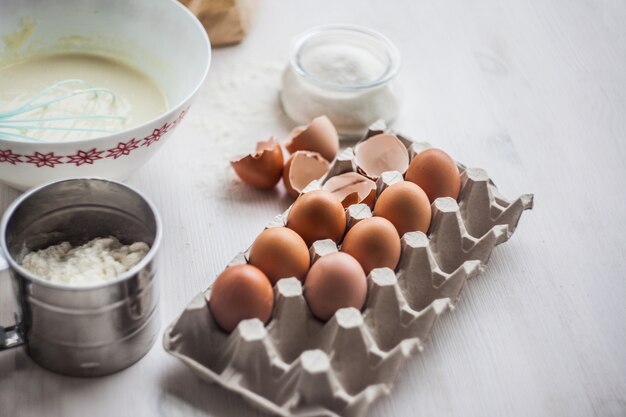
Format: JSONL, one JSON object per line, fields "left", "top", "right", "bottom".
{"left": 163, "top": 121, "right": 533, "bottom": 416}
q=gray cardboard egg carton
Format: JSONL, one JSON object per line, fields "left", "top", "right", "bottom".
{"left": 164, "top": 122, "right": 533, "bottom": 417}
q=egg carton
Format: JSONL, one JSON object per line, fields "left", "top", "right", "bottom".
{"left": 163, "top": 124, "right": 533, "bottom": 417}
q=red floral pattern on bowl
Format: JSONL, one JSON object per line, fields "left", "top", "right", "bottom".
{"left": 1, "top": 109, "right": 187, "bottom": 169}
{"left": 0, "top": 107, "right": 191, "bottom": 190}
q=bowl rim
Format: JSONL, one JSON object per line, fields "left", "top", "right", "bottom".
{"left": 0, "top": 0, "right": 211, "bottom": 146}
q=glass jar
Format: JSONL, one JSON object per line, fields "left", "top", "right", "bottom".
{"left": 281, "top": 24, "right": 402, "bottom": 137}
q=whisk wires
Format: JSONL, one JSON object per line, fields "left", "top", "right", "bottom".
{"left": 0, "top": 79, "right": 128, "bottom": 142}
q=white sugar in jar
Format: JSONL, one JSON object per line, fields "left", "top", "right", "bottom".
{"left": 281, "top": 25, "right": 402, "bottom": 137}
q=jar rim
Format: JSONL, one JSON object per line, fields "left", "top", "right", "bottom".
{"left": 289, "top": 24, "right": 401, "bottom": 91}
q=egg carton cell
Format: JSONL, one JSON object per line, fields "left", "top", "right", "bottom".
{"left": 163, "top": 122, "right": 533, "bottom": 417}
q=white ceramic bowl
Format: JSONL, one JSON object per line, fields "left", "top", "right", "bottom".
{"left": 0, "top": 0, "right": 211, "bottom": 190}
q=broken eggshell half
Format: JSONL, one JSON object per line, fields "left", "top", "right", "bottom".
{"left": 285, "top": 115, "right": 339, "bottom": 163}
{"left": 283, "top": 151, "right": 330, "bottom": 198}
{"left": 354, "top": 133, "right": 409, "bottom": 179}
{"left": 231, "top": 138, "right": 285, "bottom": 189}
{"left": 322, "top": 172, "right": 377, "bottom": 208}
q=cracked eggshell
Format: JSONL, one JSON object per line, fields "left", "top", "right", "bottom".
{"left": 354, "top": 134, "right": 410, "bottom": 179}
{"left": 322, "top": 172, "right": 377, "bottom": 208}
{"left": 285, "top": 115, "right": 339, "bottom": 162}
{"left": 231, "top": 138, "right": 284, "bottom": 189}
{"left": 283, "top": 151, "right": 330, "bottom": 198}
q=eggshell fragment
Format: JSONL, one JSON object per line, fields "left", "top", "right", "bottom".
{"left": 322, "top": 172, "right": 376, "bottom": 208}
{"left": 208, "top": 264, "right": 274, "bottom": 332}
{"left": 304, "top": 252, "right": 367, "bottom": 321}
{"left": 285, "top": 115, "right": 339, "bottom": 162}
{"left": 231, "top": 138, "right": 284, "bottom": 189}
{"left": 286, "top": 190, "right": 346, "bottom": 247}
{"left": 374, "top": 181, "right": 432, "bottom": 237}
{"left": 283, "top": 151, "right": 330, "bottom": 198}
{"left": 249, "top": 227, "right": 310, "bottom": 285}
{"left": 405, "top": 148, "right": 461, "bottom": 202}
{"left": 354, "top": 134, "right": 409, "bottom": 179}
{"left": 341, "top": 217, "right": 401, "bottom": 275}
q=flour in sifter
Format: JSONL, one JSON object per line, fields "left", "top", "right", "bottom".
{"left": 21, "top": 236, "right": 149, "bottom": 286}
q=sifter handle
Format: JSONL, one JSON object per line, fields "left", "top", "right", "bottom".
{"left": 0, "top": 252, "right": 7, "bottom": 271}
{"left": 0, "top": 252, "right": 25, "bottom": 350}
{"left": 0, "top": 323, "right": 24, "bottom": 350}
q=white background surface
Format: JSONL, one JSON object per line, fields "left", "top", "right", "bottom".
{"left": 1, "top": 0, "right": 626, "bottom": 416}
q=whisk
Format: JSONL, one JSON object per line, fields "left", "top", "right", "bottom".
{"left": 0, "top": 79, "right": 128, "bottom": 142}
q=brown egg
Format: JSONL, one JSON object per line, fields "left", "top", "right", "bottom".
{"left": 282, "top": 151, "right": 330, "bottom": 198}
{"left": 286, "top": 190, "right": 346, "bottom": 247}
{"left": 322, "top": 172, "right": 377, "bottom": 208}
{"left": 405, "top": 148, "right": 461, "bottom": 202}
{"left": 374, "top": 181, "right": 432, "bottom": 237}
{"left": 208, "top": 264, "right": 274, "bottom": 332}
{"left": 304, "top": 252, "right": 367, "bottom": 321}
{"left": 341, "top": 217, "right": 401, "bottom": 275}
{"left": 248, "top": 227, "right": 310, "bottom": 285}
{"left": 231, "top": 138, "right": 284, "bottom": 189}
{"left": 354, "top": 134, "right": 409, "bottom": 179}
{"left": 285, "top": 115, "right": 339, "bottom": 162}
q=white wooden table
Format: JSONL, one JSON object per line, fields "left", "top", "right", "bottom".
{"left": 1, "top": 0, "right": 625, "bottom": 416}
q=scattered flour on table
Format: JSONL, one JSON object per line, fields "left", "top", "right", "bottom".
{"left": 187, "top": 61, "right": 293, "bottom": 195}
{"left": 21, "top": 237, "right": 150, "bottom": 286}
